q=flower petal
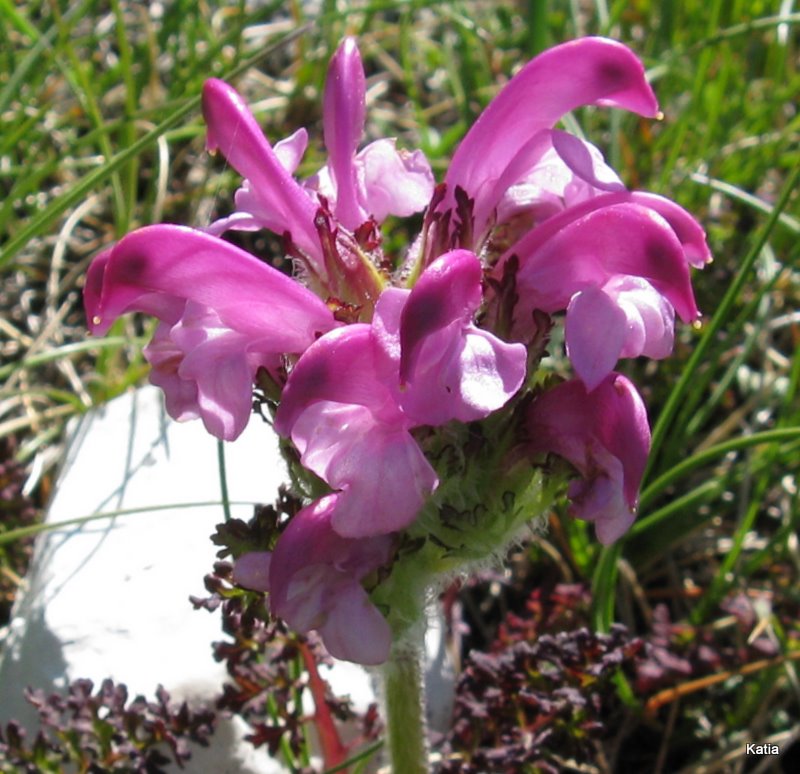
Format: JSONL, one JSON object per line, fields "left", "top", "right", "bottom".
{"left": 269, "top": 495, "right": 393, "bottom": 603}
{"left": 266, "top": 495, "right": 393, "bottom": 663}
{"left": 527, "top": 374, "right": 650, "bottom": 542}
{"left": 175, "top": 327, "right": 256, "bottom": 441}
{"left": 274, "top": 128, "right": 309, "bottom": 174}
{"left": 357, "top": 139, "right": 435, "bottom": 221}
{"left": 550, "top": 130, "right": 627, "bottom": 193}
{"left": 399, "top": 249, "right": 483, "bottom": 383}
{"left": 323, "top": 37, "right": 367, "bottom": 230}
{"left": 629, "top": 191, "right": 712, "bottom": 268}
{"left": 144, "top": 322, "right": 201, "bottom": 422}
{"left": 274, "top": 324, "right": 397, "bottom": 436}
{"left": 565, "top": 277, "right": 675, "bottom": 390}
{"left": 400, "top": 324, "right": 527, "bottom": 425}
{"left": 508, "top": 198, "right": 698, "bottom": 325}
{"left": 202, "top": 78, "right": 321, "bottom": 261}
{"left": 567, "top": 452, "right": 636, "bottom": 543}
{"left": 233, "top": 551, "right": 272, "bottom": 592}
{"left": 565, "top": 287, "right": 627, "bottom": 391}
{"left": 319, "top": 582, "right": 392, "bottom": 664}
{"left": 86, "top": 225, "right": 337, "bottom": 349}
{"left": 289, "top": 402, "right": 438, "bottom": 537}
{"left": 608, "top": 275, "right": 675, "bottom": 359}
{"left": 444, "top": 37, "right": 658, "bottom": 214}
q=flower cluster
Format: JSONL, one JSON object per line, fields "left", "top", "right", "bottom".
{"left": 85, "top": 37, "right": 709, "bottom": 664}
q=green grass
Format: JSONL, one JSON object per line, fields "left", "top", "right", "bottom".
{"left": 1, "top": 1, "right": 799, "bottom": 771}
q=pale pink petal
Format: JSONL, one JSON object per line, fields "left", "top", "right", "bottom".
{"left": 357, "top": 139, "right": 435, "bottom": 221}
{"left": 175, "top": 329, "right": 256, "bottom": 441}
{"left": 323, "top": 37, "right": 367, "bottom": 230}
{"left": 232, "top": 551, "right": 272, "bottom": 592}
{"left": 566, "top": 277, "right": 675, "bottom": 391}
{"left": 567, "top": 452, "right": 636, "bottom": 544}
{"left": 565, "top": 287, "right": 628, "bottom": 391}
{"left": 144, "top": 322, "right": 200, "bottom": 423}
{"left": 370, "top": 287, "right": 407, "bottom": 385}
{"left": 289, "top": 402, "right": 438, "bottom": 537}
{"left": 319, "top": 582, "right": 392, "bottom": 664}
{"left": 477, "top": 130, "right": 555, "bottom": 229}
{"left": 400, "top": 323, "right": 527, "bottom": 425}
{"left": 274, "top": 128, "right": 309, "bottom": 173}
{"left": 204, "top": 210, "right": 263, "bottom": 236}
{"left": 607, "top": 275, "right": 675, "bottom": 359}
{"left": 550, "top": 130, "right": 626, "bottom": 193}
{"left": 280, "top": 565, "right": 333, "bottom": 631}
{"left": 491, "top": 132, "right": 622, "bottom": 229}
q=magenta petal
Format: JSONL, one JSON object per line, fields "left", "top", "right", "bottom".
{"left": 380, "top": 251, "right": 526, "bottom": 424}
{"left": 445, "top": 37, "right": 658, "bottom": 210}
{"left": 565, "top": 287, "right": 627, "bottom": 391}
{"left": 399, "top": 249, "right": 483, "bottom": 382}
{"left": 527, "top": 374, "right": 650, "bottom": 542}
{"left": 594, "top": 376, "right": 651, "bottom": 508}
{"left": 274, "top": 324, "right": 396, "bottom": 436}
{"left": 323, "top": 37, "right": 367, "bottom": 230}
{"left": 267, "top": 495, "right": 393, "bottom": 663}
{"left": 510, "top": 199, "right": 698, "bottom": 323}
{"left": 87, "top": 225, "right": 336, "bottom": 346}
{"left": 202, "top": 79, "right": 320, "bottom": 260}
{"left": 319, "top": 582, "right": 392, "bottom": 664}
{"left": 630, "top": 192, "right": 712, "bottom": 268}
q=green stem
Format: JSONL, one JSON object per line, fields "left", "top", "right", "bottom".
{"left": 382, "top": 637, "right": 429, "bottom": 774}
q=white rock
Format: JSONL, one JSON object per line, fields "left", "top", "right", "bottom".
{"left": 0, "top": 386, "right": 454, "bottom": 771}
{"left": 0, "top": 387, "right": 373, "bottom": 772}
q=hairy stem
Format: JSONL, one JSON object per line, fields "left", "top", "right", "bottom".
{"left": 382, "top": 636, "right": 429, "bottom": 773}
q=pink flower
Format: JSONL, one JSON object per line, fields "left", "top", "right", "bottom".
{"left": 439, "top": 37, "right": 660, "bottom": 243}
{"left": 526, "top": 374, "right": 650, "bottom": 543}
{"left": 202, "top": 79, "right": 322, "bottom": 267}
{"left": 312, "top": 38, "right": 435, "bottom": 230}
{"left": 419, "top": 37, "right": 710, "bottom": 389}
{"left": 233, "top": 494, "right": 393, "bottom": 665}
{"left": 494, "top": 192, "right": 709, "bottom": 388}
{"left": 275, "top": 249, "right": 527, "bottom": 537}
{"left": 202, "top": 38, "right": 434, "bottom": 275}
{"left": 84, "top": 225, "right": 338, "bottom": 440}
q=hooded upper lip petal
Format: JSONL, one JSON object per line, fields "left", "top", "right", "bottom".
{"left": 443, "top": 37, "right": 659, "bottom": 220}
